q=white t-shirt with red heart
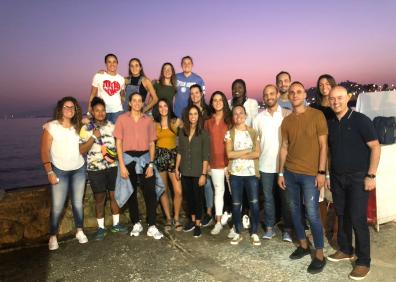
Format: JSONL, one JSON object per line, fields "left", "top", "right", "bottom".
{"left": 92, "top": 72, "right": 125, "bottom": 113}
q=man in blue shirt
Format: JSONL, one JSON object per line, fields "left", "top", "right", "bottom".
{"left": 174, "top": 56, "right": 205, "bottom": 118}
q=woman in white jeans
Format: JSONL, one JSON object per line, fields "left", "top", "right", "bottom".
{"left": 204, "top": 91, "right": 232, "bottom": 235}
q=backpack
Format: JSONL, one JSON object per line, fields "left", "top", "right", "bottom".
{"left": 373, "top": 116, "right": 396, "bottom": 144}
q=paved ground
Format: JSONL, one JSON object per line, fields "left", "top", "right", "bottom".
{"left": 1, "top": 221, "right": 395, "bottom": 281}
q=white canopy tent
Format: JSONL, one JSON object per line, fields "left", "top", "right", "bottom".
{"left": 356, "top": 91, "right": 396, "bottom": 231}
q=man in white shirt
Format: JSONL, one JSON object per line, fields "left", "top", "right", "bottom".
{"left": 253, "top": 84, "right": 293, "bottom": 242}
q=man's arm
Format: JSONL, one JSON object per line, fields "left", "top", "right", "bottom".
{"left": 315, "top": 134, "right": 328, "bottom": 189}
{"left": 365, "top": 140, "right": 381, "bottom": 191}
{"left": 277, "top": 137, "right": 288, "bottom": 190}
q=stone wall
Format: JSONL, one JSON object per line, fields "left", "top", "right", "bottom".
{"left": 0, "top": 184, "right": 143, "bottom": 249}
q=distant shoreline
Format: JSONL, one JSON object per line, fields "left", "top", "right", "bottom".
{"left": 1, "top": 116, "right": 51, "bottom": 120}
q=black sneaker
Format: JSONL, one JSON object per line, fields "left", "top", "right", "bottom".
{"left": 289, "top": 246, "right": 311, "bottom": 260}
{"left": 183, "top": 221, "right": 195, "bottom": 232}
{"left": 193, "top": 226, "right": 202, "bottom": 238}
{"left": 201, "top": 214, "right": 213, "bottom": 227}
{"left": 307, "top": 257, "right": 326, "bottom": 274}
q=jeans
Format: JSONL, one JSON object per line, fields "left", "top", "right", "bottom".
{"left": 260, "top": 172, "right": 292, "bottom": 230}
{"left": 50, "top": 165, "right": 86, "bottom": 235}
{"left": 211, "top": 168, "right": 226, "bottom": 216}
{"left": 331, "top": 171, "right": 370, "bottom": 267}
{"left": 204, "top": 177, "right": 214, "bottom": 210}
{"left": 126, "top": 162, "right": 157, "bottom": 226}
{"left": 107, "top": 111, "right": 124, "bottom": 124}
{"left": 284, "top": 170, "right": 324, "bottom": 249}
{"left": 230, "top": 175, "right": 259, "bottom": 234}
{"left": 181, "top": 176, "right": 204, "bottom": 221}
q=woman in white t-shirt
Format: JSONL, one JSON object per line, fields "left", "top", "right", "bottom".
{"left": 41, "top": 97, "right": 87, "bottom": 251}
{"left": 225, "top": 105, "right": 261, "bottom": 246}
{"left": 89, "top": 54, "right": 125, "bottom": 124}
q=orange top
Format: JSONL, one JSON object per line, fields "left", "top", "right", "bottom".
{"left": 156, "top": 122, "right": 178, "bottom": 149}
{"left": 204, "top": 116, "right": 229, "bottom": 168}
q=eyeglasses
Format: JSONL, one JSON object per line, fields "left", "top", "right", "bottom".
{"left": 63, "top": 105, "right": 76, "bottom": 111}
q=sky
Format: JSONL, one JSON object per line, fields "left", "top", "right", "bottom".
{"left": 1, "top": 0, "right": 396, "bottom": 115}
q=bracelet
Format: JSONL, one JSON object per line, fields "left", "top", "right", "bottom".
{"left": 47, "top": 171, "right": 54, "bottom": 175}
{"left": 278, "top": 172, "right": 284, "bottom": 177}
{"left": 43, "top": 161, "right": 51, "bottom": 165}
{"left": 201, "top": 173, "right": 207, "bottom": 177}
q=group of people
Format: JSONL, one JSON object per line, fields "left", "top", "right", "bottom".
{"left": 40, "top": 54, "right": 381, "bottom": 280}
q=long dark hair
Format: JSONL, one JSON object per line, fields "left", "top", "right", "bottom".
{"left": 231, "top": 79, "right": 247, "bottom": 108}
{"left": 209, "top": 91, "right": 232, "bottom": 127}
{"left": 153, "top": 98, "right": 177, "bottom": 134}
{"left": 158, "top": 62, "right": 177, "bottom": 91}
{"left": 316, "top": 74, "right": 337, "bottom": 104}
{"left": 128, "top": 58, "right": 146, "bottom": 78}
{"left": 54, "top": 96, "right": 83, "bottom": 132}
{"left": 187, "top": 84, "right": 211, "bottom": 118}
{"left": 182, "top": 105, "right": 203, "bottom": 137}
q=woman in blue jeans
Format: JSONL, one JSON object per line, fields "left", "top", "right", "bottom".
{"left": 225, "top": 105, "right": 261, "bottom": 246}
{"left": 41, "top": 96, "right": 87, "bottom": 250}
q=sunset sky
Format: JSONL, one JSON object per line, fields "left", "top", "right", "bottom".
{"left": 1, "top": 0, "right": 395, "bottom": 115}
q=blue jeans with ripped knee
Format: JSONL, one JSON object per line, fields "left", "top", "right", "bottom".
{"left": 230, "top": 175, "right": 259, "bottom": 234}
{"left": 284, "top": 169, "right": 324, "bottom": 249}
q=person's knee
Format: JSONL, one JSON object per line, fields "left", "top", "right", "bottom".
{"left": 350, "top": 213, "right": 367, "bottom": 228}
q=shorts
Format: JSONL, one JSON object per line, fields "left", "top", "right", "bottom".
{"left": 87, "top": 166, "right": 118, "bottom": 193}
{"left": 155, "top": 147, "right": 177, "bottom": 173}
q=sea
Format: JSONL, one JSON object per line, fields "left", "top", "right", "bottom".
{"left": 0, "top": 117, "right": 50, "bottom": 190}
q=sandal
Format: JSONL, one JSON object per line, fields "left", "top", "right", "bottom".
{"left": 164, "top": 219, "right": 172, "bottom": 231}
{"left": 174, "top": 220, "right": 183, "bottom": 232}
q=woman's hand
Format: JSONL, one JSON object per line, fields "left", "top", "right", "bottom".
{"left": 82, "top": 116, "right": 90, "bottom": 125}
{"left": 175, "top": 168, "right": 181, "bottom": 181}
{"left": 198, "top": 175, "right": 206, "bottom": 186}
{"left": 93, "top": 128, "right": 101, "bottom": 139}
{"left": 48, "top": 173, "right": 59, "bottom": 185}
{"left": 145, "top": 166, "right": 154, "bottom": 178}
{"left": 120, "top": 165, "right": 129, "bottom": 179}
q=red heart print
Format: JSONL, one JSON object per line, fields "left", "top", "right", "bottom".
{"left": 103, "top": 80, "right": 121, "bottom": 96}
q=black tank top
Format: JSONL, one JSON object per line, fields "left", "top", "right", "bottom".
{"left": 129, "top": 76, "right": 148, "bottom": 102}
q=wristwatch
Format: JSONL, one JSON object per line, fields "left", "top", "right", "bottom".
{"left": 148, "top": 162, "right": 154, "bottom": 168}
{"left": 365, "top": 174, "right": 376, "bottom": 179}
{"left": 318, "top": 170, "right": 326, "bottom": 175}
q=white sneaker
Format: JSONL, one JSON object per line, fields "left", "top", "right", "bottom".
{"left": 242, "top": 215, "right": 250, "bottom": 229}
{"left": 147, "top": 225, "right": 163, "bottom": 240}
{"left": 220, "top": 211, "right": 232, "bottom": 226}
{"left": 227, "top": 226, "right": 237, "bottom": 239}
{"left": 48, "top": 236, "right": 59, "bottom": 251}
{"left": 210, "top": 222, "right": 223, "bottom": 235}
{"left": 130, "top": 222, "right": 143, "bottom": 237}
{"left": 251, "top": 234, "right": 261, "bottom": 246}
{"left": 75, "top": 231, "right": 88, "bottom": 244}
{"left": 230, "top": 234, "right": 243, "bottom": 245}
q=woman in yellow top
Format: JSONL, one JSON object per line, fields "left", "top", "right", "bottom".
{"left": 153, "top": 98, "right": 183, "bottom": 231}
